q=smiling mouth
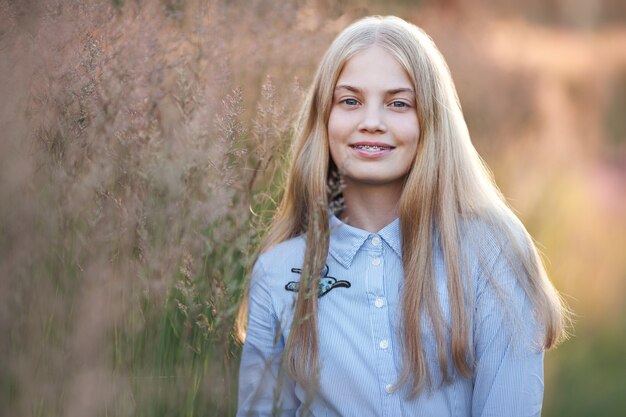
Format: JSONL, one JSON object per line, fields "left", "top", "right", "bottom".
{"left": 350, "top": 144, "right": 394, "bottom": 151}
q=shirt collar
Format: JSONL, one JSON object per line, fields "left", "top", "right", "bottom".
{"left": 329, "top": 215, "right": 402, "bottom": 268}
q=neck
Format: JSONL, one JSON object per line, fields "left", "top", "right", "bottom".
{"left": 340, "top": 180, "right": 403, "bottom": 233}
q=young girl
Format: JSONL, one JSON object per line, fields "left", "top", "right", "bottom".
{"left": 236, "top": 15, "right": 568, "bottom": 416}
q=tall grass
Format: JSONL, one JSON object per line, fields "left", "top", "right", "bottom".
{"left": 0, "top": 1, "right": 337, "bottom": 415}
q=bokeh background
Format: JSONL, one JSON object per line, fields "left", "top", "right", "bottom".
{"left": 1, "top": 0, "right": 625, "bottom": 416}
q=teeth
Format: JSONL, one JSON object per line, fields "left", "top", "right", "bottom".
{"left": 352, "top": 145, "right": 390, "bottom": 151}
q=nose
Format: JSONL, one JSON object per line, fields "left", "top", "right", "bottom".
{"left": 357, "top": 104, "right": 386, "bottom": 133}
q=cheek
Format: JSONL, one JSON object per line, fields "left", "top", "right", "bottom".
{"left": 327, "top": 112, "right": 347, "bottom": 164}
{"left": 394, "top": 117, "right": 420, "bottom": 144}
{"left": 328, "top": 137, "right": 342, "bottom": 167}
{"left": 327, "top": 109, "right": 354, "bottom": 139}
{"left": 406, "top": 134, "right": 419, "bottom": 163}
{"left": 327, "top": 112, "right": 339, "bottom": 140}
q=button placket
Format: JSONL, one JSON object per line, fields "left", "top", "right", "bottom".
{"left": 361, "top": 235, "right": 401, "bottom": 415}
{"left": 366, "top": 235, "right": 398, "bottom": 410}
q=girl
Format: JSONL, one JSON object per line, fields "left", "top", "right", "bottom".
{"left": 236, "top": 15, "right": 568, "bottom": 417}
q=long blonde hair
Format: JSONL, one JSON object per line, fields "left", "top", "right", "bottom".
{"left": 237, "top": 15, "right": 568, "bottom": 397}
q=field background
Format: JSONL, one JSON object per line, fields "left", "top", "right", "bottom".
{"left": 1, "top": 0, "right": 625, "bottom": 416}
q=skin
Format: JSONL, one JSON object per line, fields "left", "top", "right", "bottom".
{"left": 328, "top": 45, "right": 420, "bottom": 232}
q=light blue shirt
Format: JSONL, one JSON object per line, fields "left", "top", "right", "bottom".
{"left": 238, "top": 216, "right": 544, "bottom": 416}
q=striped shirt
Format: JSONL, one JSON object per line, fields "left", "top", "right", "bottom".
{"left": 237, "top": 215, "right": 544, "bottom": 416}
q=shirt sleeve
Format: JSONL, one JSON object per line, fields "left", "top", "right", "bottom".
{"left": 237, "top": 258, "right": 300, "bottom": 417}
{"left": 471, "top": 248, "right": 545, "bottom": 417}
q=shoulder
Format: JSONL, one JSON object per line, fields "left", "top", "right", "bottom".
{"left": 458, "top": 217, "right": 505, "bottom": 271}
{"left": 459, "top": 214, "right": 537, "bottom": 310}
{"left": 457, "top": 214, "right": 533, "bottom": 286}
{"left": 251, "top": 235, "right": 307, "bottom": 293}
{"left": 445, "top": 215, "right": 546, "bottom": 349}
{"left": 257, "top": 235, "right": 306, "bottom": 273}
{"left": 248, "top": 235, "right": 306, "bottom": 326}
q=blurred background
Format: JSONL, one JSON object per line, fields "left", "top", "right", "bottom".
{"left": 1, "top": 0, "right": 625, "bottom": 415}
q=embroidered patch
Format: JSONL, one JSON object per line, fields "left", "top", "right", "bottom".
{"left": 285, "top": 264, "right": 351, "bottom": 298}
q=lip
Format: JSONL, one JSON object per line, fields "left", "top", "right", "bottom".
{"left": 350, "top": 141, "right": 395, "bottom": 148}
{"left": 349, "top": 141, "right": 395, "bottom": 159}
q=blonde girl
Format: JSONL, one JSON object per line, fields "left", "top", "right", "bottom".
{"left": 236, "top": 15, "right": 568, "bottom": 417}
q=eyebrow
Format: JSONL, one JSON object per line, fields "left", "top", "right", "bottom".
{"left": 334, "top": 84, "right": 415, "bottom": 96}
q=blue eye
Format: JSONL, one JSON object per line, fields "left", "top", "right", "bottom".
{"left": 342, "top": 98, "right": 359, "bottom": 106}
{"left": 390, "top": 101, "right": 409, "bottom": 108}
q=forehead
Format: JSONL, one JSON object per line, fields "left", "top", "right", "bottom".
{"left": 335, "top": 45, "right": 413, "bottom": 90}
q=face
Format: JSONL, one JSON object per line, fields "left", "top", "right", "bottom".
{"left": 328, "top": 45, "right": 420, "bottom": 190}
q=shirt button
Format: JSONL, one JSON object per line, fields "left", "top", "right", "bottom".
{"left": 379, "top": 339, "right": 389, "bottom": 350}
{"left": 385, "top": 384, "right": 394, "bottom": 394}
{"left": 374, "top": 297, "right": 384, "bottom": 308}
{"left": 371, "top": 236, "right": 381, "bottom": 246}
{"left": 371, "top": 258, "right": 381, "bottom": 266}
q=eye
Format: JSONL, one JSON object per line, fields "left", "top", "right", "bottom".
{"left": 390, "top": 101, "right": 409, "bottom": 108}
{"left": 340, "top": 98, "right": 359, "bottom": 106}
